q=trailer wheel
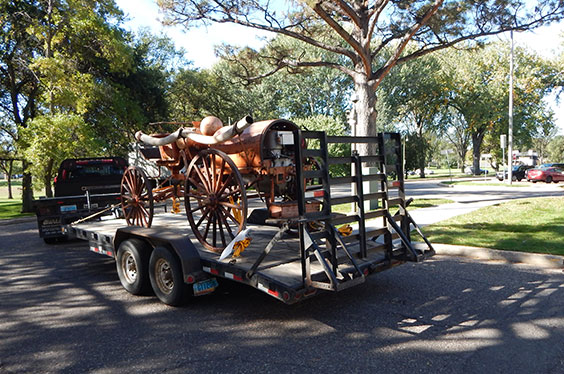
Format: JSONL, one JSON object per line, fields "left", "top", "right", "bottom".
{"left": 149, "top": 246, "right": 187, "bottom": 306}
{"left": 116, "top": 239, "right": 151, "bottom": 295}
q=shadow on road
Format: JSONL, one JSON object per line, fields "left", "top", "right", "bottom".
{"left": 1, "top": 222, "right": 563, "bottom": 373}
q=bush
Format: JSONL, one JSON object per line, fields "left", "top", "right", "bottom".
{"left": 292, "top": 115, "right": 350, "bottom": 177}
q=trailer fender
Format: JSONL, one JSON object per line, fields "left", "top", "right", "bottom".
{"left": 113, "top": 227, "right": 205, "bottom": 283}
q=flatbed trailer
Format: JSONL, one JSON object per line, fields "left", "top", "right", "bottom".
{"left": 64, "top": 131, "right": 435, "bottom": 306}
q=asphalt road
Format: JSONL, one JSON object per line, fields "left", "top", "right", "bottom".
{"left": 1, "top": 221, "right": 563, "bottom": 373}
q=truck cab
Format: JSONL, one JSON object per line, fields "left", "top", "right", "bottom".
{"left": 54, "top": 158, "right": 127, "bottom": 197}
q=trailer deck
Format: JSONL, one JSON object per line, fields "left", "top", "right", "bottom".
{"left": 68, "top": 210, "right": 409, "bottom": 303}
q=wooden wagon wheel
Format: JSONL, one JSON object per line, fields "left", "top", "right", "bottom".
{"left": 185, "top": 149, "right": 247, "bottom": 253}
{"left": 120, "top": 166, "right": 154, "bottom": 228}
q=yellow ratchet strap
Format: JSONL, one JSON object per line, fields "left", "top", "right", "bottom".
{"left": 229, "top": 195, "right": 242, "bottom": 224}
{"left": 338, "top": 224, "right": 353, "bottom": 237}
{"left": 171, "top": 197, "right": 181, "bottom": 214}
{"left": 232, "top": 237, "right": 251, "bottom": 258}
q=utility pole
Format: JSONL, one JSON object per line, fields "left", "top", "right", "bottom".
{"left": 507, "top": 30, "right": 514, "bottom": 185}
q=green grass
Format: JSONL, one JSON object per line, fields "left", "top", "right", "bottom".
{"left": 423, "top": 197, "right": 564, "bottom": 256}
{"left": 0, "top": 180, "right": 22, "bottom": 187}
{"left": 332, "top": 198, "right": 455, "bottom": 214}
{"left": 0, "top": 197, "right": 34, "bottom": 220}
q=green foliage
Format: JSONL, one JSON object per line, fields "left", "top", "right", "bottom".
{"left": 293, "top": 115, "right": 350, "bottom": 177}
{"left": 548, "top": 135, "right": 564, "bottom": 162}
{"left": 21, "top": 114, "right": 102, "bottom": 190}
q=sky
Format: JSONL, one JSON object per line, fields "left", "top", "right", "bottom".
{"left": 115, "top": 0, "right": 564, "bottom": 134}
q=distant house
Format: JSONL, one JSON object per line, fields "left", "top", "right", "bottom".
{"left": 480, "top": 149, "right": 539, "bottom": 168}
{"left": 514, "top": 150, "right": 539, "bottom": 166}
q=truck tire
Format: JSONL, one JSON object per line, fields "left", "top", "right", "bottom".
{"left": 43, "top": 237, "right": 59, "bottom": 245}
{"left": 116, "top": 239, "right": 151, "bottom": 295}
{"left": 149, "top": 246, "right": 188, "bottom": 306}
{"left": 43, "top": 235, "right": 67, "bottom": 244}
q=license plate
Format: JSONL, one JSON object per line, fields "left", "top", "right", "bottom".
{"left": 60, "top": 205, "right": 77, "bottom": 212}
{"left": 193, "top": 278, "right": 218, "bottom": 296}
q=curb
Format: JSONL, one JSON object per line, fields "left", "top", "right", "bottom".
{"left": 430, "top": 243, "right": 564, "bottom": 270}
{"left": 0, "top": 216, "right": 36, "bottom": 226}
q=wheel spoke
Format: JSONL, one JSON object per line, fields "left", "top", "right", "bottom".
{"left": 124, "top": 172, "right": 135, "bottom": 195}
{"left": 216, "top": 159, "right": 226, "bottom": 192}
{"left": 139, "top": 203, "right": 150, "bottom": 218}
{"left": 216, "top": 173, "right": 234, "bottom": 197}
{"left": 187, "top": 177, "right": 207, "bottom": 194}
{"left": 202, "top": 214, "right": 212, "bottom": 241}
{"left": 219, "top": 187, "right": 242, "bottom": 200}
{"left": 224, "top": 208, "right": 242, "bottom": 227}
{"left": 217, "top": 206, "right": 236, "bottom": 239}
{"left": 212, "top": 211, "right": 217, "bottom": 248}
{"left": 216, "top": 211, "right": 227, "bottom": 247}
{"left": 140, "top": 210, "right": 149, "bottom": 226}
{"left": 202, "top": 155, "right": 212, "bottom": 190}
{"left": 192, "top": 164, "right": 212, "bottom": 193}
{"left": 195, "top": 206, "right": 211, "bottom": 228}
{"left": 218, "top": 201, "right": 242, "bottom": 210}
{"left": 186, "top": 192, "right": 207, "bottom": 200}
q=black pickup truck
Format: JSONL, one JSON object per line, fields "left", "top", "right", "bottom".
{"left": 35, "top": 157, "right": 128, "bottom": 243}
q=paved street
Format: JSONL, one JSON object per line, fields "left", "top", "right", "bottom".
{"left": 1, "top": 220, "right": 563, "bottom": 373}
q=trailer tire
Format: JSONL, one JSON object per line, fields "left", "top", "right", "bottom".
{"left": 149, "top": 246, "right": 187, "bottom": 306}
{"left": 116, "top": 239, "right": 151, "bottom": 295}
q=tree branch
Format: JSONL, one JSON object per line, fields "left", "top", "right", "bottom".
{"left": 371, "top": 0, "right": 444, "bottom": 88}
{"left": 168, "top": 1, "right": 358, "bottom": 61}
{"left": 312, "top": 1, "right": 370, "bottom": 75}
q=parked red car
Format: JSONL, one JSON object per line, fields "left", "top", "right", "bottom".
{"left": 526, "top": 167, "right": 564, "bottom": 183}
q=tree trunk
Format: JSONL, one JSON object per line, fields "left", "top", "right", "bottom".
{"left": 352, "top": 75, "right": 378, "bottom": 158}
{"left": 43, "top": 158, "right": 54, "bottom": 198}
{"left": 471, "top": 130, "right": 485, "bottom": 176}
{"left": 21, "top": 161, "right": 34, "bottom": 213}
{"left": 7, "top": 159, "right": 14, "bottom": 199}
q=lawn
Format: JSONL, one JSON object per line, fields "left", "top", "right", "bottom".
{"left": 0, "top": 180, "right": 22, "bottom": 189}
{"left": 0, "top": 197, "right": 34, "bottom": 220}
{"left": 423, "top": 197, "right": 564, "bottom": 256}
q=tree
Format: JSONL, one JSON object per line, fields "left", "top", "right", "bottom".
{"left": 0, "top": 138, "right": 17, "bottom": 199}
{"left": 441, "top": 109, "right": 471, "bottom": 172}
{"left": 293, "top": 114, "right": 350, "bottom": 176}
{"left": 531, "top": 121, "right": 558, "bottom": 164}
{"left": 2, "top": 1, "right": 177, "bottom": 201}
{"left": 0, "top": 0, "right": 43, "bottom": 210}
{"left": 377, "top": 52, "right": 446, "bottom": 177}
{"left": 548, "top": 135, "right": 564, "bottom": 162}
{"left": 158, "top": 0, "right": 564, "bottom": 156}
{"left": 21, "top": 114, "right": 100, "bottom": 192}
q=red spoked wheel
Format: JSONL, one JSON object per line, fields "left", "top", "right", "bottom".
{"left": 185, "top": 149, "right": 247, "bottom": 253}
{"left": 120, "top": 166, "right": 154, "bottom": 227}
